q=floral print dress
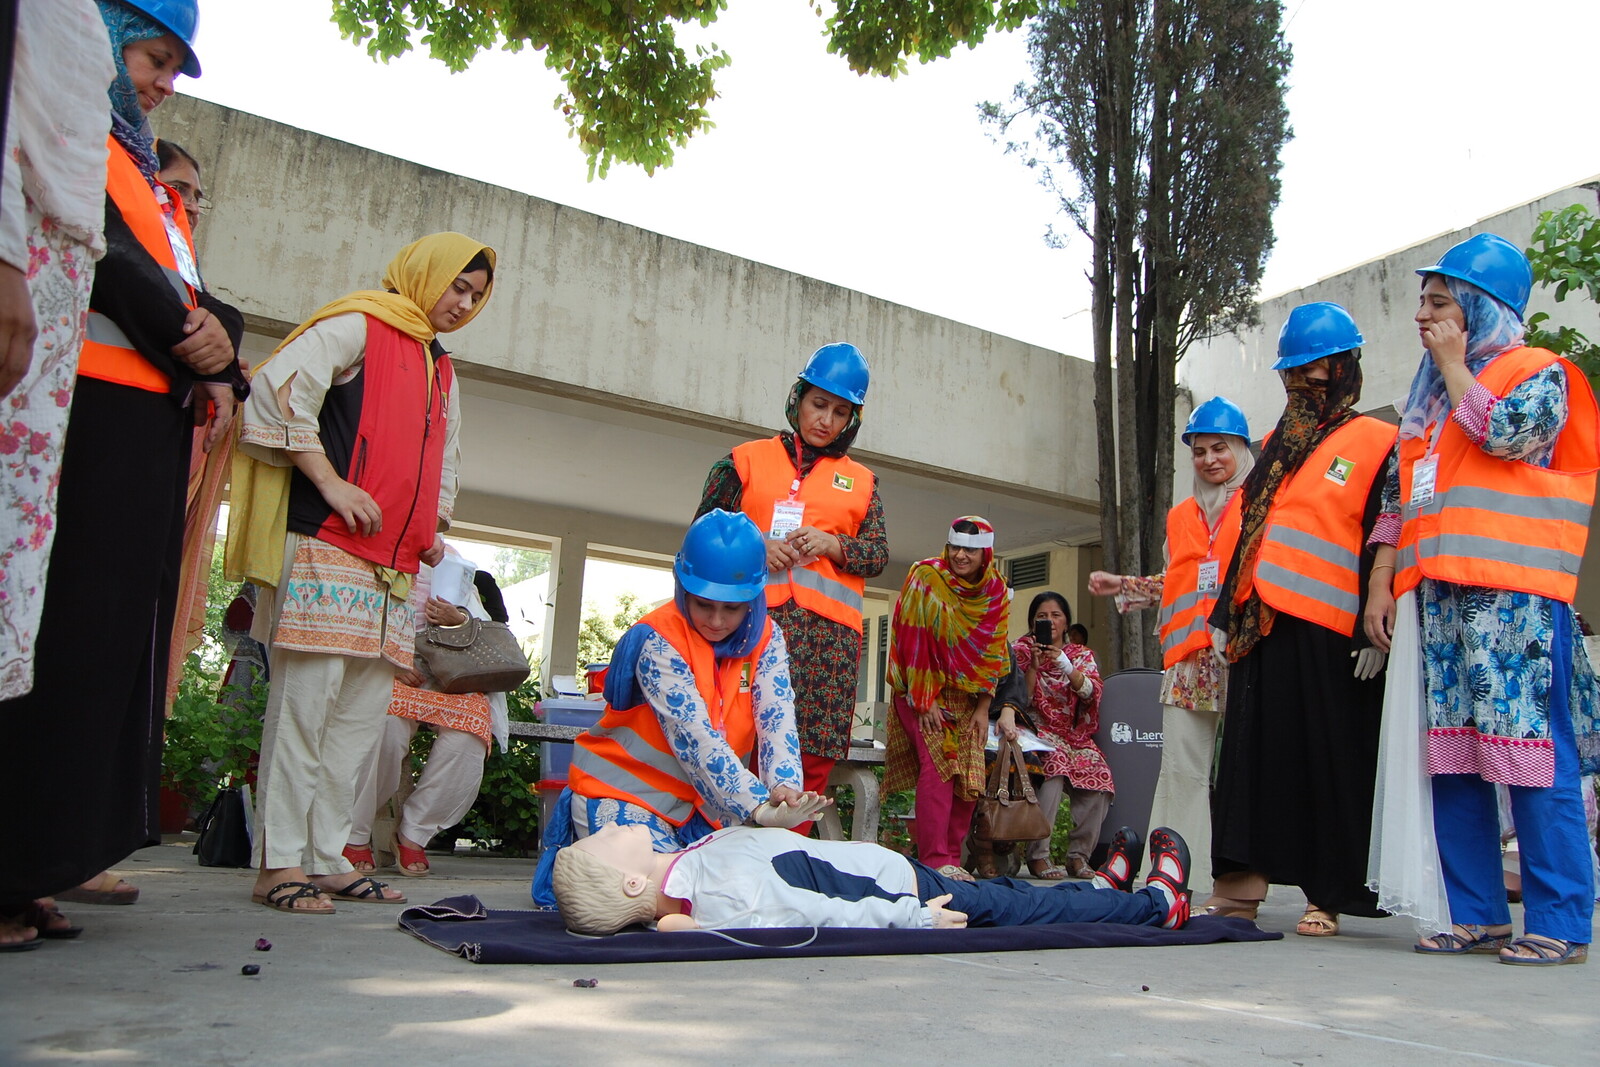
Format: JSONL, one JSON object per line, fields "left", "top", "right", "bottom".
{"left": 1012, "top": 638, "right": 1114, "bottom": 794}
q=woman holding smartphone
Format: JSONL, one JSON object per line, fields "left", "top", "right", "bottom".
{"left": 991, "top": 592, "right": 1107, "bottom": 879}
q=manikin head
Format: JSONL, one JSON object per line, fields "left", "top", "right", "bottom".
{"left": 552, "top": 823, "right": 664, "bottom": 935}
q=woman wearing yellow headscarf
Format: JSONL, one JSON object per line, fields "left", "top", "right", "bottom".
{"left": 232, "top": 232, "right": 495, "bottom": 915}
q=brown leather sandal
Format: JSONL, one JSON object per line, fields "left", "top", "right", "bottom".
{"left": 1200, "top": 895, "right": 1261, "bottom": 921}
{"left": 1296, "top": 906, "right": 1340, "bottom": 937}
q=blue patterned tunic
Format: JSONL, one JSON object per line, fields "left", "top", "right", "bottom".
{"left": 1378, "top": 365, "right": 1600, "bottom": 785}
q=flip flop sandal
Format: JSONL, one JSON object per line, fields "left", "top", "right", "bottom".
{"left": 54, "top": 873, "right": 140, "bottom": 906}
{"left": 1296, "top": 907, "right": 1340, "bottom": 937}
{"left": 1201, "top": 897, "right": 1261, "bottom": 921}
{"left": 936, "top": 864, "right": 976, "bottom": 883}
{"left": 252, "top": 881, "right": 334, "bottom": 915}
{"left": 25, "top": 901, "right": 83, "bottom": 940}
{"left": 1498, "top": 936, "right": 1588, "bottom": 966}
{"left": 394, "top": 840, "right": 431, "bottom": 878}
{"left": 322, "top": 876, "right": 406, "bottom": 904}
{"left": 342, "top": 843, "right": 377, "bottom": 873}
{"left": 1414, "top": 925, "right": 1512, "bottom": 955}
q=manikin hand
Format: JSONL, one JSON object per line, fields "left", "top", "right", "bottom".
{"left": 751, "top": 791, "right": 833, "bottom": 828}
{"left": 1351, "top": 648, "right": 1387, "bottom": 681}
{"left": 926, "top": 894, "right": 968, "bottom": 929}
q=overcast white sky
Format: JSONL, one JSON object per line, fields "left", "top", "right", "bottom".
{"left": 180, "top": 0, "right": 1600, "bottom": 358}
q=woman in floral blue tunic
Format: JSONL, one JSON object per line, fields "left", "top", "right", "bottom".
{"left": 1366, "top": 233, "right": 1600, "bottom": 966}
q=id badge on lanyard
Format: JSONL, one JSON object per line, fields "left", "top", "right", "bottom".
{"left": 1196, "top": 558, "right": 1220, "bottom": 593}
{"left": 1410, "top": 422, "right": 1443, "bottom": 510}
{"left": 158, "top": 188, "right": 202, "bottom": 290}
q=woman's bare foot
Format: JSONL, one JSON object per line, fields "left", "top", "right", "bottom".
{"left": 251, "top": 866, "right": 335, "bottom": 914}
{"left": 0, "top": 913, "right": 39, "bottom": 948}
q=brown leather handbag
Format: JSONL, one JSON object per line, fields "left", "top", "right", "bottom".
{"left": 415, "top": 617, "right": 531, "bottom": 694}
{"left": 972, "top": 737, "right": 1053, "bottom": 843}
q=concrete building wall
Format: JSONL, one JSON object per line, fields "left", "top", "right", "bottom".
{"left": 157, "top": 97, "right": 1099, "bottom": 505}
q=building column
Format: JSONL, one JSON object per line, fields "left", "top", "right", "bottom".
{"left": 542, "top": 534, "right": 588, "bottom": 696}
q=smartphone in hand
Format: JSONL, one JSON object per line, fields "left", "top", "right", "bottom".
{"left": 1033, "top": 619, "right": 1053, "bottom": 646}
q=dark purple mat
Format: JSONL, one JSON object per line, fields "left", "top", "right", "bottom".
{"left": 398, "top": 894, "right": 1282, "bottom": 964}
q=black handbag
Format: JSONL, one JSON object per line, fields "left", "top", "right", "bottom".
{"left": 416, "top": 617, "right": 531, "bottom": 693}
{"left": 193, "top": 783, "right": 252, "bottom": 868}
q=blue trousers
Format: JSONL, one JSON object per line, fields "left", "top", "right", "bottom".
{"left": 1431, "top": 608, "right": 1595, "bottom": 944}
{"left": 912, "top": 863, "right": 1167, "bottom": 927}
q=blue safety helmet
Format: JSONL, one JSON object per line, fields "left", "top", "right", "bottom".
{"left": 1274, "top": 302, "right": 1364, "bottom": 370}
{"left": 1414, "top": 232, "right": 1533, "bottom": 319}
{"left": 675, "top": 510, "right": 767, "bottom": 603}
{"left": 1182, "top": 396, "right": 1250, "bottom": 444}
{"left": 798, "top": 343, "right": 870, "bottom": 406}
{"left": 118, "top": 0, "right": 202, "bottom": 77}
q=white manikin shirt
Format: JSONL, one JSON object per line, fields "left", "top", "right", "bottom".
{"left": 659, "top": 827, "right": 933, "bottom": 929}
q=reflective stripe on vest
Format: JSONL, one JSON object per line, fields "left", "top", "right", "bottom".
{"left": 1247, "top": 416, "right": 1397, "bottom": 635}
{"left": 569, "top": 728, "right": 696, "bottom": 825}
{"left": 79, "top": 137, "right": 194, "bottom": 392}
{"left": 1395, "top": 348, "right": 1599, "bottom": 602}
{"left": 568, "top": 603, "right": 771, "bottom": 827}
{"left": 1157, "top": 492, "right": 1242, "bottom": 668}
{"left": 731, "top": 437, "right": 872, "bottom": 632}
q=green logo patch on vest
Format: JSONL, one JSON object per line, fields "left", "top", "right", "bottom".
{"left": 739, "top": 663, "right": 752, "bottom": 693}
{"left": 832, "top": 473, "right": 855, "bottom": 491}
{"left": 1324, "top": 456, "right": 1354, "bottom": 486}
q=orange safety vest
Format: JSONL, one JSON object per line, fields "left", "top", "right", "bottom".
{"left": 732, "top": 436, "right": 873, "bottom": 632}
{"left": 1159, "top": 491, "right": 1243, "bottom": 668}
{"left": 1239, "top": 415, "right": 1397, "bottom": 635}
{"left": 568, "top": 603, "right": 772, "bottom": 827}
{"left": 1395, "top": 347, "right": 1599, "bottom": 602}
{"left": 79, "top": 136, "right": 197, "bottom": 392}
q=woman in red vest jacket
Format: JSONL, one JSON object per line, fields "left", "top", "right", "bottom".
{"left": 696, "top": 343, "right": 887, "bottom": 830}
{"left": 1207, "top": 302, "right": 1396, "bottom": 935}
{"left": 1088, "top": 396, "right": 1254, "bottom": 896}
{"left": 567, "top": 510, "right": 808, "bottom": 847}
{"left": 234, "top": 232, "right": 494, "bottom": 915}
{"left": 1366, "top": 234, "right": 1599, "bottom": 966}
{"left": 0, "top": 0, "right": 248, "bottom": 941}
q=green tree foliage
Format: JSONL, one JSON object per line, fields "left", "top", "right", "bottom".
{"left": 577, "top": 591, "right": 649, "bottom": 668}
{"left": 1525, "top": 203, "right": 1600, "bottom": 385}
{"left": 490, "top": 545, "right": 551, "bottom": 587}
{"left": 983, "top": 0, "right": 1291, "bottom": 667}
{"left": 329, "top": 1, "right": 1038, "bottom": 176}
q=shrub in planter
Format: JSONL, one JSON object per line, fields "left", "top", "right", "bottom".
{"left": 163, "top": 659, "right": 265, "bottom": 823}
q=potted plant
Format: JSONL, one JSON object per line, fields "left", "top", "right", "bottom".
{"left": 162, "top": 660, "right": 265, "bottom": 831}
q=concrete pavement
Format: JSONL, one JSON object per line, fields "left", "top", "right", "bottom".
{"left": 2, "top": 836, "right": 1595, "bottom": 1065}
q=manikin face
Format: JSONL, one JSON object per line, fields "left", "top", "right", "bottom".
{"left": 947, "top": 544, "right": 984, "bottom": 580}
{"left": 1190, "top": 434, "right": 1238, "bottom": 486}
{"left": 428, "top": 268, "right": 490, "bottom": 333}
{"left": 1033, "top": 600, "right": 1068, "bottom": 644}
{"left": 123, "top": 34, "right": 185, "bottom": 115}
{"left": 1415, "top": 275, "right": 1467, "bottom": 346}
{"left": 686, "top": 594, "right": 750, "bottom": 644}
{"left": 571, "top": 823, "right": 656, "bottom": 883}
{"left": 796, "top": 387, "right": 854, "bottom": 449}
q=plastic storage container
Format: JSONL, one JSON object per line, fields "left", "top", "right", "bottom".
{"left": 537, "top": 697, "right": 605, "bottom": 781}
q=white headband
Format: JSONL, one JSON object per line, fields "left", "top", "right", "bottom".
{"left": 947, "top": 529, "right": 994, "bottom": 549}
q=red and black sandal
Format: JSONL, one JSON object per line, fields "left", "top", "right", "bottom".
{"left": 1144, "top": 826, "right": 1192, "bottom": 930}
{"left": 1094, "top": 826, "right": 1142, "bottom": 893}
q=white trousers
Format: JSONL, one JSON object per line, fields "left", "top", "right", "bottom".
{"left": 349, "top": 716, "right": 487, "bottom": 847}
{"left": 1146, "top": 701, "right": 1221, "bottom": 894}
{"left": 251, "top": 648, "right": 395, "bottom": 872}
